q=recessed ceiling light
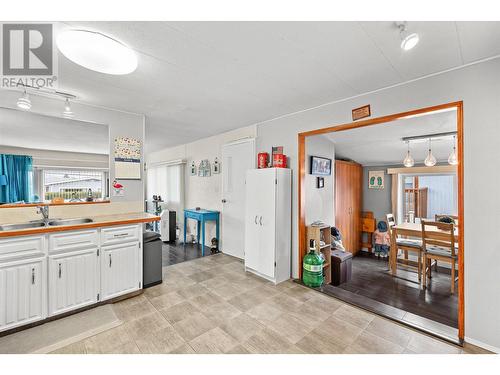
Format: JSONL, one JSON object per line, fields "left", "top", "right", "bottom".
{"left": 57, "top": 30, "right": 138, "bottom": 75}
{"left": 397, "top": 22, "right": 419, "bottom": 51}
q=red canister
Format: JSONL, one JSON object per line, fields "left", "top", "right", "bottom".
{"left": 273, "top": 154, "right": 287, "bottom": 168}
{"left": 258, "top": 152, "right": 269, "bottom": 168}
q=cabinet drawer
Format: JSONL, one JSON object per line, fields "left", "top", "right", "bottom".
{"left": 101, "top": 225, "right": 140, "bottom": 246}
{"left": 0, "top": 236, "right": 46, "bottom": 262}
{"left": 49, "top": 230, "right": 99, "bottom": 253}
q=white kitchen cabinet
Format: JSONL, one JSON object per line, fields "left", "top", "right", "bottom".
{"left": 100, "top": 241, "right": 141, "bottom": 301}
{"left": 244, "top": 168, "right": 291, "bottom": 284}
{"left": 0, "top": 257, "right": 46, "bottom": 332}
{"left": 48, "top": 248, "right": 99, "bottom": 316}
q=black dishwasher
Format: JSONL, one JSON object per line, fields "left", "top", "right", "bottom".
{"left": 143, "top": 231, "right": 163, "bottom": 288}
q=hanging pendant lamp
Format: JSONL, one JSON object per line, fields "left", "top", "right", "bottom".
{"left": 403, "top": 141, "right": 415, "bottom": 167}
{"left": 424, "top": 138, "right": 437, "bottom": 167}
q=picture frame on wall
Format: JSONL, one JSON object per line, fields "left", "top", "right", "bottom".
{"left": 317, "top": 177, "right": 325, "bottom": 189}
{"left": 368, "top": 170, "right": 385, "bottom": 189}
{"left": 310, "top": 156, "right": 332, "bottom": 176}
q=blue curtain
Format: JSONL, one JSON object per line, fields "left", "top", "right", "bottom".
{"left": 0, "top": 154, "right": 33, "bottom": 203}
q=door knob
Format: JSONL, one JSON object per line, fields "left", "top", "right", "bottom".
{"left": 222, "top": 199, "right": 227, "bottom": 203}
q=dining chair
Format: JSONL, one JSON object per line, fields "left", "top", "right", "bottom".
{"left": 386, "top": 213, "right": 423, "bottom": 280}
{"left": 421, "top": 220, "right": 458, "bottom": 294}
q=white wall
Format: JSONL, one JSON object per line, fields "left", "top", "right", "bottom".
{"left": 256, "top": 58, "right": 500, "bottom": 351}
{"left": 147, "top": 125, "right": 257, "bottom": 245}
{"left": 305, "top": 134, "right": 335, "bottom": 226}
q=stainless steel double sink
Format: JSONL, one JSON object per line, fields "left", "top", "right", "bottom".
{"left": 0, "top": 218, "right": 93, "bottom": 231}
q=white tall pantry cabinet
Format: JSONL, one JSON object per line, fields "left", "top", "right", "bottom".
{"left": 244, "top": 168, "right": 291, "bottom": 284}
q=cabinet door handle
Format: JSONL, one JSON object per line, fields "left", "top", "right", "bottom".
{"left": 58, "top": 263, "right": 62, "bottom": 279}
{"left": 254, "top": 215, "right": 258, "bottom": 224}
{"left": 259, "top": 216, "right": 263, "bottom": 226}
{"left": 109, "top": 254, "right": 112, "bottom": 268}
{"left": 31, "top": 268, "right": 35, "bottom": 285}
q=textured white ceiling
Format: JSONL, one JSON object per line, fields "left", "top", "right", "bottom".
{"left": 323, "top": 109, "right": 457, "bottom": 166}
{"left": 49, "top": 21, "right": 500, "bottom": 152}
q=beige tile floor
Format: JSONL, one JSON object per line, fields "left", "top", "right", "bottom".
{"left": 50, "top": 254, "right": 474, "bottom": 354}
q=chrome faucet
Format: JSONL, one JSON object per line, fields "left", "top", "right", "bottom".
{"left": 36, "top": 205, "right": 50, "bottom": 225}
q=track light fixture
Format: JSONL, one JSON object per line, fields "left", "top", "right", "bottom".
{"left": 16, "top": 89, "right": 32, "bottom": 110}
{"left": 62, "top": 98, "right": 74, "bottom": 119}
{"left": 397, "top": 22, "right": 419, "bottom": 51}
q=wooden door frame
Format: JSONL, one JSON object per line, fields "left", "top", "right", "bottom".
{"left": 297, "top": 101, "right": 465, "bottom": 340}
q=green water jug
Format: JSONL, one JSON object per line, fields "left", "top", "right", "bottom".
{"left": 303, "top": 239, "right": 324, "bottom": 287}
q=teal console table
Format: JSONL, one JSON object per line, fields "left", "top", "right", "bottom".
{"left": 184, "top": 209, "right": 220, "bottom": 255}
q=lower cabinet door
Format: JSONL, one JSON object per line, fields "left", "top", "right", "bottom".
{"left": 48, "top": 248, "right": 99, "bottom": 316}
{"left": 0, "top": 258, "right": 46, "bottom": 332}
{"left": 100, "top": 242, "right": 140, "bottom": 301}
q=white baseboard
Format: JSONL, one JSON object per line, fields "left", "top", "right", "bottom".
{"left": 465, "top": 336, "right": 500, "bottom": 353}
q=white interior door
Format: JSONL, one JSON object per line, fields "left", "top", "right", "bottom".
{"left": 222, "top": 139, "right": 255, "bottom": 259}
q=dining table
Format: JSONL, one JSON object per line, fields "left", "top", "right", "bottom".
{"left": 390, "top": 222, "right": 459, "bottom": 275}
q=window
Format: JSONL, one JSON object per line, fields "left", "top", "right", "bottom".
{"left": 147, "top": 162, "right": 184, "bottom": 215}
{"left": 401, "top": 173, "right": 457, "bottom": 222}
{"left": 38, "top": 168, "right": 108, "bottom": 201}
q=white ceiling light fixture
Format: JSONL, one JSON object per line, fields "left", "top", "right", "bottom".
{"left": 57, "top": 29, "right": 138, "bottom": 75}
{"left": 448, "top": 135, "right": 458, "bottom": 165}
{"left": 403, "top": 141, "right": 415, "bottom": 167}
{"left": 397, "top": 22, "right": 419, "bottom": 51}
{"left": 17, "top": 89, "right": 32, "bottom": 110}
{"left": 424, "top": 139, "right": 437, "bottom": 167}
{"left": 62, "top": 98, "right": 74, "bottom": 119}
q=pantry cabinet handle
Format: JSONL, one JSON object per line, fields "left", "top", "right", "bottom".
{"left": 58, "top": 263, "right": 62, "bottom": 279}
{"left": 31, "top": 268, "right": 35, "bottom": 285}
{"left": 254, "top": 215, "right": 258, "bottom": 224}
{"left": 259, "top": 216, "right": 263, "bottom": 226}
{"left": 109, "top": 254, "right": 112, "bottom": 268}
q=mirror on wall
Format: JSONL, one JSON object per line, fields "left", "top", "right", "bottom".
{"left": 0, "top": 107, "right": 110, "bottom": 206}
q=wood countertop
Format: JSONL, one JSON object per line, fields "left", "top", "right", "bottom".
{"left": 0, "top": 212, "right": 160, "bottom": 238}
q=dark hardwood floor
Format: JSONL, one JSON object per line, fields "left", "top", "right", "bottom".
{"left": 332, "top": 251, "right": 458, "bottom": 328}
{"left": 162, "top": 241, "right": 213, "bottom": 266}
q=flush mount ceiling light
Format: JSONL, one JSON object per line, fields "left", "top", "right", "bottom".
{"left": 17, "top": 89, "right": 32, "bottom": 110}
{"left": 397, "top": 22, "right": 419, "bottom": 51}
{"left": 403, "top": 141, "right": 415, "bottom": 167}
{"left": 424, "top": 139, "right": 437, "bottom": 167}
{"left": 448, "top": 135, "right": 458, "bottom": 165}
{"left": 57, "top": 30, "right": 138, "bottom": 75}
{"left": 62, "top": 98, "right": 74, "bottom": 119}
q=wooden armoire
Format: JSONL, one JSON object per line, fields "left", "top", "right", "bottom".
{"left": 334, "top": 160, "right": 362, "bottom": 255}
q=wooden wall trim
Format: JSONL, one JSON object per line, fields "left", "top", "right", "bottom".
{"left": 297, "top": 101, "right": 465, "bottom": 341}
{"left": 387, "top": 166, "right": 457, "bottom": 175}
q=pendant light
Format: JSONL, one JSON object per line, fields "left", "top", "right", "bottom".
{"left": 17, "top": 89, "right": 32, "bottom": 110}
{"left": 448, "top": 135, "right": 458, "bottom": 165}
{"left": 403, "top": 141, "right": 415, "bottom": 167}
{"left": 424, "top": 138, "right": 437, "bottom": 167}
{"left": 62, "top": 98, "right": 74, "bottom": 118}
{"left": 398, "top": 22, "right": 419, "bottom": 51}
